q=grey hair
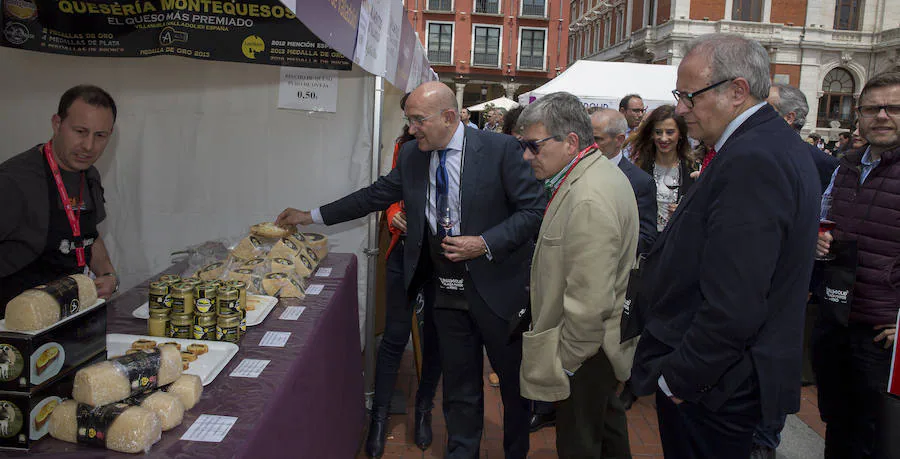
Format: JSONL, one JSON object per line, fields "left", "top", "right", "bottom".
{"left": 517, "top": 92, "right": 595, "bottom": 150}
{"left": 770, "top": 84, "right": 809, "bottom": 130}
{"left": 683, "top": 33, "right": 771, "bottom": 101}
{"left": 591, "top": 108, "right": 628, "bottom": 136}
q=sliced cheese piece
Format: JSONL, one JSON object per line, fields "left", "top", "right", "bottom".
{"left": 231, "top": 235, "right": 265, "bottom": 260}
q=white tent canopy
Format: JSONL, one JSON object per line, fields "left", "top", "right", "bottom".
{"left": 519, "top": 60, "right": 678, "bottom": 110}
{"left": 467, "top": 96, "right": 520, "bottom": 112}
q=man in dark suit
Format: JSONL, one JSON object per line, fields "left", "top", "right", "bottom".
{"left": 276, "top": 81, "right": 545, "bottom": 458}
{"left": 590, "top": 108, "right": 658, "bottom": 253}
{"left": 767, "top": 84, "right": 839, "bottom": 193}
{"left": 629, "top": 33, "right": 821, "bottom": 458}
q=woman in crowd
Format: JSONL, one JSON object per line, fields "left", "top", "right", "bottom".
{"left": 632, "top": 104, "right": 695, "bottom": 232}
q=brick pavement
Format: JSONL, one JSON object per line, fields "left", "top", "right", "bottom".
{"left": 358, "top": 351, "right": 825, "bottom": 458}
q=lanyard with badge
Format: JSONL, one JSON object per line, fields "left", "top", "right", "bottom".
{"left": 43, "top": 141, "right": 87, "bottom": 268}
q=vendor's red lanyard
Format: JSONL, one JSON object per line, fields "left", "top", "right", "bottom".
{"left": 546, "top": 143, "right": 597, "bottom": 213}
{"left": 43, "top": 141, "right": 87, "bottom": 267}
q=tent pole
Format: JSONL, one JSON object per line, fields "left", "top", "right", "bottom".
{"left": 364, "top": 75, "right": 385, "bottom": 410}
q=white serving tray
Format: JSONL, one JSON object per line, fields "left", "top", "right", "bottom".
{"left": 106, "top": 333, "right": 238, "bottom": 386}
{"left": 132, "top": 294, "right": 278, "bottom": 326}
{"left": 0, "top": 299, "right": 105, "bottom": 334}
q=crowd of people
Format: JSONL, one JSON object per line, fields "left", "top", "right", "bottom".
{"left": 5, "top": 30, "right": 896, "bottom": 459}
{"left": 277, "top": 31, "right": 900, "bottom": 459}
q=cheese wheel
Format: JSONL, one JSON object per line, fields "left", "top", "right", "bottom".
{"left": 268, "top": 237, "right": 301, "bottom": 260}
{"left": 197, "top": 262, "right": 226, "bottom": 281}
{"left": 133, "top": 391, "right": 184, "bottom": 431}
{"left": 48, "top": 400, "right": 162, "bottom": 453}
{"left": 73, "top": 345, "right": 182, "bottom": 406}
{"left": 231, "top": 236, "right": 265, "bottom": 260}
{"left": 164, "top": 374, "right": 203, "bottom": 410}
{"left": 5, "top": 274, "right": 99, "bottom": 331}
{"left": 250, "top": 222, "right": 292, "bottom": 239}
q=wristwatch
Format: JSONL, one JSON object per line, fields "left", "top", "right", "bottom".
{"left": 101, "top": 272, "right": 120, "bottom": 294}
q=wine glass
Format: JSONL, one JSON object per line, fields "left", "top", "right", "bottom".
{"left": 664, "top": 173, "right": 680, "bottom": 203}
{"left": 437, "top": 194, "right": 459, "bottom": 237}
{"left": 817, "top": 195, "right": 836, "bottom": 261}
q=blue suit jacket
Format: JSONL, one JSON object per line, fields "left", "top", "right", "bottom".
{"left": 617, "top": 157, "right": 658, "bottom": 254}
{"left": 320, "top": 126, "right": 546, "bottom": 319}
{"left": 630, "top": 104, "right": 821, "bottom": 425}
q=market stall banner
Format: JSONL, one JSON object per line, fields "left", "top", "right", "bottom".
{"left": 279, "top": 0, "right": 361, "bottom": 61}
{"left": 0, "top": 0, "right": 352, "bottom": 69}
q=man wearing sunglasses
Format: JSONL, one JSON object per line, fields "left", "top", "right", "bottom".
{"left": 629, "top": 33, "right": 821, "bottom": 458}
{"left": 276, "top": 81, "right": 545, "bottom": 459}
{"left": 813, "top": 72, "right": 900, "bottom": 459}
{"left": 516, "top": 91, "right": 639, "bottom": 458}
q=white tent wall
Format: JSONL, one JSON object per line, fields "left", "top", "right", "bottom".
{"left": 0, "top": 47, "right": 375, "bottom": 345}
{"left": 379, "top": 83, "right": 407, "bottom": 173}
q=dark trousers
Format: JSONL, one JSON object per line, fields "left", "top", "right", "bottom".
{"left": 811, "top": 320, "right": 892, "bottom": 459}
{"left": 655, "top": 375, "right": 761, "bottom": 459}
{"left": 433, "top": 277, "right": 530, "bottom": 459}
{"left": 556, "top": 350, "right": 630, "bottom": 458}
{"left": 372, "top": 241, "right": 442, "bottom": 410}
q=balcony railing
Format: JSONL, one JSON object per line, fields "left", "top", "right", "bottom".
{"left": 427, "top": 0, "right": 452, "bottom": 12}
{"left": 519, "top": 55, "right": 545, "bottom": 70}
{"left": 473, "top": 52, "right": 499, "bottom": 66}
{"left": 521, "top": 2, "right": 545, "bottom": 16}
{"left": 428, "top": 50, "right": 452, "bottom": 65}
{"left": 474, "top": 0, "right": 499, "bottom": 14}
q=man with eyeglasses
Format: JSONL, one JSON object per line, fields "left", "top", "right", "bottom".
{"left": 629, "top": 33, "right": 821, "bottom": 458}
{"left": 813, "top": 72, "right": 900, "bottom": 459}
{"left": 276, "top": 81, "right": 545, "bottom": 459}
{"left": 619, "top": 94, "right": 645, "bottom": 161}
{"left": 517, "top": 91, "right": 638, "bottom": 458}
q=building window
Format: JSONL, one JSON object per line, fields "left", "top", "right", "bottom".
{"left": 617, "top": 9, "right": 624, "bottom": 41}
{"left": 834, "top": 0, "right": 862, "bottom": 31}
{"left": 427, "top": 23, "right": 453, "bottom": 64}
{"left": 646, "top": 0, "right": 655, "bottom": 27}
{"left": 594, "top": 22, "right": 601, "bottom": 51}
{"left": 520, "top": 28, "right": 546, "bottom": 69}
{"left": 732, "top": 0, "right": 762, "bottom": 22}
{"left": 474, "top": 0, "right": 499, "bottom": 14}
{"left": 817, "top": 68, "right": 856, "bottom": 129}
{"left": 521, "top": 0, "right": 546, "bottom": 16}
{"left": 603, "top": 16, "right": 611, "bottom": 48}
{"left": 473, "top": 25, "right": 501, "bottom": 66}
{"left": 427, "top": 0, "right": 452, "bottom": 12}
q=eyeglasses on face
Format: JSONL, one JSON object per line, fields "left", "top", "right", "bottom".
{"left": 518, "top": 135, "right": 560, "bottom": 153}
{"left": 404, "top": 109, "right": 447, "bottom": 127}
{"left": 857, "top": 105, "right": 900, "bottom": 118}
{"left": 672, "top": 79, "right": 734, "bottom": 109}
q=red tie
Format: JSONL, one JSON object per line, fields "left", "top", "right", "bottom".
{"left": 700, "top": 148, "right": 717, "bottom": 174}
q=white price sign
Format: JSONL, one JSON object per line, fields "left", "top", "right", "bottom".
{"left": 278, "top": 67, "right": 338, "bottom": 112}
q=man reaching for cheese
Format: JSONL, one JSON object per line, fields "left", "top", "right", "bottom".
{"left": 0, "top": 85, "right": 119, "bottom": 316}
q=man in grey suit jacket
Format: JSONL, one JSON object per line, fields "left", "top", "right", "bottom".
{"left": 277, "top": 82, "right": 546, "bottom": 458}
{"left": 590, "top": 108, "right": 658, "bottom": 254}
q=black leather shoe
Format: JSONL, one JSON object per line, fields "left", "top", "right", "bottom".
{"left": 413, "top": 409, "right": 433, "bottom": 450}
{"left": 528, "top": 411, "right": 556, "bottom": 432}
{"left": 365, "top": 407, "right": 389, "bottom": 458}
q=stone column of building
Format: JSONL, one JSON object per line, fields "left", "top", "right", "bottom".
{"left": 502, "top": 82, "right": 521, "bottom": 100}
{"left": 455, "top": 82, "right": 466, "bottom": 110}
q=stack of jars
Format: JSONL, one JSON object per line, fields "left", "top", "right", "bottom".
{"left": 147, "top": 274, "right": 247, "bottom": 344}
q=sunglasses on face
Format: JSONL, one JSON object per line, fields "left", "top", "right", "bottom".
{"left": 672, "top": 79, "right": 734, "bottom": 109}
{"left": 518, "top": 135, "right": 559, "bottom": 153}
{"left": 857, "top": 105, "right": 900, "bottom": 118}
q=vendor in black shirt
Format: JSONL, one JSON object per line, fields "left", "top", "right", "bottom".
{"left": 0, "top": 85, "right": 119, "bottom": 316}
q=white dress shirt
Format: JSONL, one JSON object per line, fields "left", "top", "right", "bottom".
{"left": 427, "top": 122, "right": 465, "bottom": 236}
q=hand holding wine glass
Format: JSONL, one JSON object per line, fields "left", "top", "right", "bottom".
{"left": 816, "top": 195, "right": 836, "bottom": 261}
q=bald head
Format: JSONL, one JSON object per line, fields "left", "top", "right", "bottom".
{"left": 590, "top": 109, "right": 628, "bottom": 158}
{"left": 405, "top": 81, "right": 462, "bottom": 152}
{"left": 410, "top": 81, "right": 459, "bottom": 113}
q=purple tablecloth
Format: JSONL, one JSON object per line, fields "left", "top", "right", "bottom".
{"left": 12, "top": 253, "right": 364, "bottom": 458}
